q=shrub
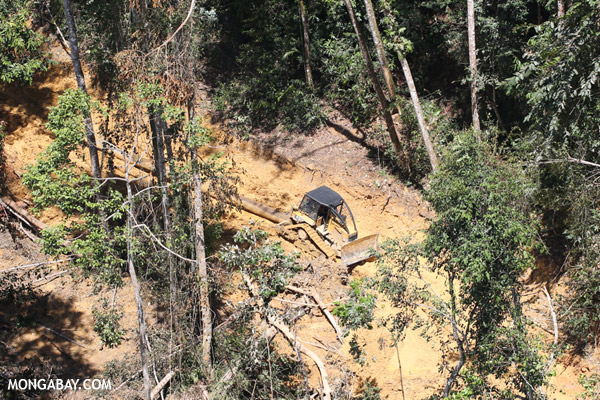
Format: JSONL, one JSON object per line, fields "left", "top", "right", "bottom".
{"left": 93, "top": 302, "right": 125, "bottom": 348}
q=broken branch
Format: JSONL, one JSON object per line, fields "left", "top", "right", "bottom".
{"left": 242, "top": 274, "right": 332, "bottom": 400}
{"left": 150, "top": 371, "right": 177, "bottom": 400}
{"left": 287, "top": 285, "right": 344, "bottom": 344}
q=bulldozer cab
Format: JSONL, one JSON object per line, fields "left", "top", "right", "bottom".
{"left": 296, "top": 186, "right": 358, "bottom": 241}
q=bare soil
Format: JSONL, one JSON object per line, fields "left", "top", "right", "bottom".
{"left": 1, "top": 54, "right": 596, "bottom": 399}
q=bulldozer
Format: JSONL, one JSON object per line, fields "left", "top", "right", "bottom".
{"left": 240, "top": 186, "right": 379, "bottom": 266}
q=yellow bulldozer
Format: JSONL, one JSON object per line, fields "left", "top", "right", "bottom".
{"left": 240, "top": 186, "right": 379, "bottom": 266}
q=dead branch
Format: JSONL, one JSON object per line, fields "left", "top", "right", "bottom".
{"left": 542, "top": 286, "right": 558, "bottom": 346}
{"left": 16, "top": 221, "right": 39, "bottom": 241}
{"left": 107, "top": 149, "right": 154, "bottom": 174}
{"left": 149, "top": 0, "right": 196, "bottom": 54}
{"left": 537, "top": 156, "right": 600, "bottom": 169}
{"left": 287, "top": 285, "right": 344, "bottom": 344}
{"left": 243, "top": 275, "right": 331, "bottom": 400}
{"left": 32, "top": 270, "right": 68, "bottom": 286}
{"left": 40, "top": 324, "right": 87, "bottom": 349}
{"left": 2, "top": 259, "right": 68, "bottom": 274}
{"left": 0, "top": 196, "right": 47, "bottom": 232}
{"left": 266, "top": 315, "right": 332, "bottom": 400}
{"left": 542, "top": 286, "right": 559, "bottom": 373}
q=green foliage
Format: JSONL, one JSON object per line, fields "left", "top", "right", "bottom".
{"left": 561, "top": 240, "right": 600, "bottom": 344}
{"left": 356, "top": 379, "right": 381, "bottom": 400}
{"left": 375, "top": 237, "right": 423, "bottom": 339}
{"left": 23, "top": 89, "right": 98, "bottom": 216}
{"left": 319, "top": 36, "right": 377, "bottom": 127}
{"left": 22, "top": 89, "right": 129, "bottom": 288}
{"left": 510, "top": 1, "right": 600, "bottom": 347}
{"left": 348, "top": 334, "right": 368, "bottom": 366}
{"left": 219, "top": 227, "right": 301, "bottom": 302}
{"left": 93, "top": 301, "right": 126, "bottom": 348}
{"left": 0, "top": 0, "right": 49, "bottom": 84}
{"left": 577, "top": 373, "right": 600, "bottom": 400}
{"left": 332, "top": 278, "right": 376, "bottom": 332}
{"left": 213, "top": 0, "right": 323, "bottom": 134}
{"left": 375, "top": 131, "right": 549, "bottom": 397}
{"left": 425, "top": 131, "right": 537, "bottom": 336}
{"left": 511, "top": 2, "right": 600, "bottom": 158}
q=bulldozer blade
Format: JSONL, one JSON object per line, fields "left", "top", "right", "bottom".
{"left": 341, "top": 234, "right": 379, "bottom": 267}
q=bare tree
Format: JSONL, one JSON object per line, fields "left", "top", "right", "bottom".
{"left": 342, "top": 0, "right": 406, "bottom": 165}
{"left": 188, "top": 105, "right": 212, "bottom": 371}
{"left": 298, "top": 0, "right": 314, "bottom": 89}
{"left": 467, "top": 0, "right": 481, "bottom": 133}
{"left": 148, "top": 111, "right": 178, "bottom": 332}
{"left": 110, "top": 142, "right": 152, "bottom": 400}
{"left": 62, "top": 0, "right": 101, "bottom": 180}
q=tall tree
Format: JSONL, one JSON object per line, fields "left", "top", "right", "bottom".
{"left": 558, "top": 0, "right": 566, "bottom": 17}
{"left": 362, "top": 0, "right": 397, "bottom": 105}
{"left": 298, "top": 0, "right": 314, "bottom": 89}
{"left": 62, "top": 0, "right": 102, "bottom": 180}
{"left": 148, "top": 108, "right": 178, "bottom": 332}
{"left": 187, "top": 106, "right": 213, "bottom": 371}
{"left": 342, "top": 0, "right": 406, "bottom": 165}
{"left": 467, "top": 0, "right": 481, "bottom": 133}
{"left": 376, "top": 0, "right": 439, "bottom": 171}
{"left": 399, "top": 58, "right": 438, "bottom": 171}
{"left": 125, "top": 153, "right": 152, "bottom": 400}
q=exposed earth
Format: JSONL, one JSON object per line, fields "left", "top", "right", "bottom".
{"left": 1, "top": 53, "right": 597, "bottom": 399}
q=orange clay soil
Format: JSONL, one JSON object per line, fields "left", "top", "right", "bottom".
{"left": 1, "top": 54, "right": 596, "bottom": 399}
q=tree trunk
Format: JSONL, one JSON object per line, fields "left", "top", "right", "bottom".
{"left": 62, "top": 0, "right": 101, "bottom": 180}
{"left": 557, "top": 0, "right": 565, "bottom": 18}
{"left": 188, "top": 104, "right": 212, "bottom": 370}
{"left": 379, "top": 0, "right": 438, "bottom": 171}
{"left": 193, "top": 165, "right": 212, "bottom": 369}
{"left": 362, "top": 0, "right": 397, "bottom": 104}
{"left": 443, "top": 272, "right": 466, "bottom": 397}
{"left": 298, "top": 0, "right": 314, "bottom": 89}
{"left": 342, "top": 0, "right": 406, "bottom": 166}
{"left": 125, "top": 159, "right": 152, "bottom": 400}
{"left": 467, "top": 0, "right": 481, "bottom": 133}
{"left": 149, "top": 111, "right": 178, "bottom": 331}
{"left": 400, "top": 58, "right": 438, "bottom": 171}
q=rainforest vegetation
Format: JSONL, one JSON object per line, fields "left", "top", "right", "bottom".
{"left": 1, "top": 0, "right": 600, "bottom": 399}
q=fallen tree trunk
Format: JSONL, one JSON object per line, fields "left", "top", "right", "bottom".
{"left": 0, "top": 196, "right": 47, "bottom": 232}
